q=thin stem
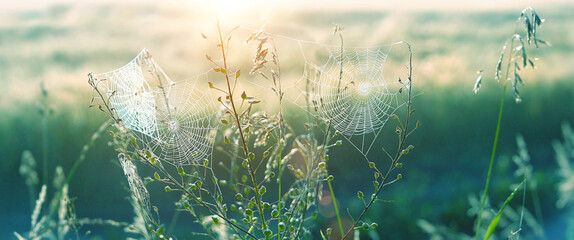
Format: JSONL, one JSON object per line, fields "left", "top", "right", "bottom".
{"left": 330, "top": 30, "right": 345, "bottom": 239}
{"left": 276, "top": 136, "right": 283, "bottom": 240}
{"left": 475, "top": 85, "right": 506, "bottom": 238}
{"left": 215, "top": 19, "right": 268, "bottom": 234}
{"left": 475, "top": 26, "right": 517, "bottom": 237}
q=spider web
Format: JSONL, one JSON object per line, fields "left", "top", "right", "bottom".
{"left": 293, "top": 43, "right": 404, "bottom": 157}
{"left": 91, "top": 49, "right": 220, "bottom": 167}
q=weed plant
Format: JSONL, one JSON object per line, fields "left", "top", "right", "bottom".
{"left": 419, "top": 6, "right": 550, "bottom": 240}
{"left": 87, "top": 18, "right": 417, "bottom": 239}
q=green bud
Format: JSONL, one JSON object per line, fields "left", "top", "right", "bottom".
{"left": 362, "top": 222, "right": 369, "bottom": 230}
{"left": 259, "top": 186, "right": 267, "bottom": 195}
{"left": 212, "top": 216, "right": 220, "bottom": 225}
{"left": 357, "top": 191, "right": 364, "bottom": 199}
{"left": 272, "top": 209, "right": 279, "bottom": 217}
{"left": 235, "top": 193, "right": 243, "bottom": 200}
{"left": 164, "top": 186, "right": 172, "bottom": 192}
{"left": 369, "top": 162, "right": 375, "bottom": 168}
{"left": 219, "top": 180, "right": 227, "bottom": 186}
{"left": 245, "top": 209, "right": 253, "bottom": 216}
{"left": 177, "top": 166, "right": 185, "bottom": 177}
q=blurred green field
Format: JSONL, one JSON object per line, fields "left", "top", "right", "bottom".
{"left": 1, "top": 1, "right": 574, "bottom": 239}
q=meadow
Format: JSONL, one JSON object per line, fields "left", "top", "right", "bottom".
{"left": 1, "top": 0, "right": 574, "bottom": 239}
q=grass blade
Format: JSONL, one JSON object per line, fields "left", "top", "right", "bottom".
{"left": 483, "top": 180, "right": 525, "bottom": 240}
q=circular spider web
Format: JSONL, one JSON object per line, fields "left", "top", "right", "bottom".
{"left": 152, "top": 76, "right": 220, "bottom": 167}
{"left": 91, "top": 49, "right": 220, "bottom": 167}
{"left": 311, "top": 46, "right": 399, "bottom": 136}
{"left": 294, "top": 44, "right": 405, "bottom": 156}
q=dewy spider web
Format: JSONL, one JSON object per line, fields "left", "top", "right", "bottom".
{"left": 91, "top": 49, "right": 220, "bottom": 167}
{"left": 236, "top": 27, "right": 406, "bottom": 157}
{"left": 296, "top": 43, "right": 405, "bottom": 157}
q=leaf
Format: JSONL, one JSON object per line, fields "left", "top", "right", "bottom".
{"left": 521, "top": 47, "right": 527, "bottom": 67}
{"left": 528, "top": 59, "right": 536, "bottom": 68}
{"left": 513, "top": 86, "right": 522, "bottom": 103}
{"left": 495, "top": 53, "right": 504, "bottom": 80}
{"left": 473, "top": 75, "right": 482, "bottom": 94}
{"left": 535, "top": 38, "right": 551, "bottom": 46}
{"left": 483, "top": 181, "right": 524, "bottom": 240}
{"left": 515, "top": 71, "right": 524, "bottom": 85}
{"left": 256, "top": 48, "right": 269, "bottom": 62}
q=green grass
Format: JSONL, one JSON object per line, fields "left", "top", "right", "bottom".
{"left": 2, "top": 2, "right": 574, "bottom": 239}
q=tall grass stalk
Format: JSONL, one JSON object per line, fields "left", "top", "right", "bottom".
{"left": 473, "top": 7, "right": 549, "bottom": 239}
{"left": 475, "top": 84, "right": 507, "bottom": 239}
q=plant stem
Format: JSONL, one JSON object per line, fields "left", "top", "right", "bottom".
{"left": 475, "top": 85, "right": 506, "bottom": 238}
{"left": 216, "top": 19, "right": 268, "bottom": 234}
{"left": 277, "top": 144, "right": 283, "bottom": 240}
{"left": 475, "top": 24, "right": 518, "bottom": 237}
